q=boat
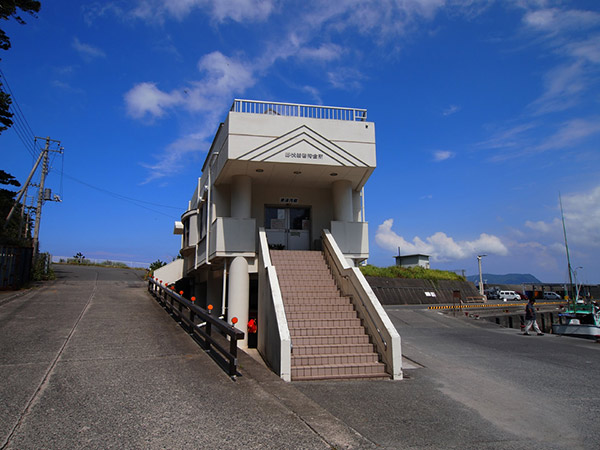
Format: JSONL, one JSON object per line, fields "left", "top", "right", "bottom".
{"left": 552, "top": 301, "right": 600, "bottom": 339}
{"left": 551, "top": 194, "right": 600, "bottom": 339}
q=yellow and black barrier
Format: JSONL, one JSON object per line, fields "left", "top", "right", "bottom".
{"left": 428, "top": 301, "right": 563, "bottom": 310}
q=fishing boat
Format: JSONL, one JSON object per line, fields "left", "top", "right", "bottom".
{"left": 552, "top": 301, "right": 600, "bottom": 339}
{"left": 551, "top": 194, "right": 600, "bottom": 339}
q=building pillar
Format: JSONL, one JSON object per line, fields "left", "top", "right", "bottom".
{"left": 231, "top": 175, "right": 251, "bottom": 219}
{"left": 352, "top": 189, "right": 362, "bottom": 222}
{"left": 332, "top": 179, "right": 353, "bottom": 222}
{"left": 228, "top": 256, "right": 249, "bottom": 348}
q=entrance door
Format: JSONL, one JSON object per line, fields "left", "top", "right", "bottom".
{"left": 265, "top": 206, "right": 311, "bottom": 250}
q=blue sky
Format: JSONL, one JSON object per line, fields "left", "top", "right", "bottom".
{"left": 1, "top": 0, "right": 599, "bottom": 283}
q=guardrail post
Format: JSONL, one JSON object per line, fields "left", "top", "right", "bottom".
{"left": 229, "top": 335, "right": 238, "bottom": 377}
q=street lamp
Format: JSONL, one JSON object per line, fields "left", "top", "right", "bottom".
{"left": 477, "top": 254, "right": 487, "bottom": 299}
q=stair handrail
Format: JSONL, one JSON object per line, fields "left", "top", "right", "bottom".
{"left": 257, "top": 227, "right": 292, "bottom": 381}
{"left": 322, "top": 229, "right": 403, "bottom": 380}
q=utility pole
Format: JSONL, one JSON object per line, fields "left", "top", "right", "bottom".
{"left": 32, "top": 138, "right": 50, "bottom": 255}
{"left": 5, "top": 136, "right": 63, "bottom": 256}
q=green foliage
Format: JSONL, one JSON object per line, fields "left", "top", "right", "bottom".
{"left": 32, "top": 252, "right": 54, "bottom": 281}
{"left": 0, "top": 0, "right": 41, "bottom": 133}
{"left": 149, "top": 259, "right": 167, "bottom": 272}
{"left": 360, "top": 264, "right": 465, "bottom": 282}
{"left": 0, "top": 169, "right": 31, "bottom": 245}
{"left": 73, "top": 252, "right": 85, "bottom": 264}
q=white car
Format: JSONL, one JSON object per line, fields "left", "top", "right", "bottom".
{"left": 543, "top": 292, "right": 561, "bottom": 300}
{"left": 499, "top": 290, "right": 520, "bottom": 301}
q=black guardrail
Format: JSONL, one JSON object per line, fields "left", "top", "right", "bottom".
{"left": 147, "top": 278, "right": 244, "bottom": 379}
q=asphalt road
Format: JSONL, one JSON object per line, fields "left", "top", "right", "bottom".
{"left": 296, "top": 306, "right": 600, "bottom": 449}
{"left": 1, "top": 265, "right": 599, "bottom": 449}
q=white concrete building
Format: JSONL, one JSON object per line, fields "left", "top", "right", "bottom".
{"left": 395, "top": 254, "right": 431, "bottom": 269}
{"left": 161, "top": 99, "right": 401, "bottom": 381}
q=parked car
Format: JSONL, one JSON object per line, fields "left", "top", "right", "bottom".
{"left": 499, "top": 290, "right": 520, "bottom": 301}
{"left": 484, "top": 288, "right": 500, "bottom": 300}
{"left": 543, "top": 291, "right": 561, "bottom": 300}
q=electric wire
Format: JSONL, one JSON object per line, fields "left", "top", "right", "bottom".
{"left": 56, "top": 171, "right": 181, "bottom": 217}
{"left": 0, "top": 68, "right": 38, "bottom": 157}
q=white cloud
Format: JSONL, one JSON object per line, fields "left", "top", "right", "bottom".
{"left": 125, "top": 52, "right": 254, "bottom": 120}
{"left": 529, "top": 62, "right": 586, "bottom": 114}
{"left": 327, "top": 67, "right": 366, "bottom": 90}
{"left": 129, "top": 0, "right": 275, "bottom": 23}
{"left": 442, "top": 104, "right": 461, "bottom": 116}
{"left": 535, "top": 117, "right": 600, "bottom": 152}
{"left": 375, "top": 219, "right": 508, "bottom": 262}
{"left": 524, "top": 218, "right": 560, "bottom": 234}
{"left": 298, "top": 44, "right": 344, "bottom": 62}
{"left": 125, "top": 51, "right": 255, "bottom": 180}
{"left": 72, "top": 37, "right": 106, "bottom": 60}
{"left": 561, "top": 185, "right": 600, "bottom": 247}
{"left": 521, "top": 185, "right": 600, "bottom": 250}
{"left": 523, "top": 8, "right": 600, "bottom": 34}
{"left": 433, "top": 150, "right": 454, "bottom": 162}
{"left": 124, "top": 82, "right": 182, "bottom": 119}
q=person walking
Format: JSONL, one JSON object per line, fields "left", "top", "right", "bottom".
{"left": 524, "top": 298, "right": 544, "bottom": 336}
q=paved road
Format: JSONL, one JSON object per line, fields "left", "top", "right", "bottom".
{"left": 0, "top": 265, "right": 368, "bottom": 449}
{"left": 1, "top": 265, "right": 599, "bottom": 449}
{"left": 296, "top": 306, "right": 600, "bottom": 449}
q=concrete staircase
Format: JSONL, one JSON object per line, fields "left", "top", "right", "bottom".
{"left": 270, "top": 250, "right": 387, "bottom": 381}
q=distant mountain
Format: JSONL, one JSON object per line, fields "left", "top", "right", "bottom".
{"left": 466, "top": 273, "right": 542, "bottom": 285}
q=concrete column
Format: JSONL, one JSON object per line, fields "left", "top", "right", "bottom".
{"left": 352, "top": 189, "right": 362, "bottom": 222}
{"left": 228, "top": 256, "right": 249, "bottom": 348}
{"left": 332, "top": 179, "right": 353, "bottom": 222}
{"left": 231, "top": 175, "right": 251, "bottom": 219}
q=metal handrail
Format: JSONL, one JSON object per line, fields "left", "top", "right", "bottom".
{"left": 231, "top": 99, "right": 367, "bottom": 121}
{"left": 147, "top": 278, "right": 244, "bottom": 379}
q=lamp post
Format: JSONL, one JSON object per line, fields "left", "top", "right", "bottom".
{"left": 477, "top": 254, "right": 487, "bottom": 299}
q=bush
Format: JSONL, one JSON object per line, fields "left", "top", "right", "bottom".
{"left": 360, "top": 264, "right": 465, "bottom": 281}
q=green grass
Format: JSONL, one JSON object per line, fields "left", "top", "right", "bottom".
{"left": 360, "top": 264, "right": 465, "bottom": 281}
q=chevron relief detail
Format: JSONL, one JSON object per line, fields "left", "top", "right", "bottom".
{"left": 238, "top": 125, "right": 367, "bottom": 167}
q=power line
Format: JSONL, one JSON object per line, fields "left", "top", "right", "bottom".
{"left": 0, "top": 68, "right": 39, "bottom": 157}
{"left": 57, "top": 172, "right": 182, "bottom": 217}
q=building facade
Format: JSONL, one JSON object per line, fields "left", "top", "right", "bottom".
{"left": 161, "top": 100, "right": 402, "bottom": 380}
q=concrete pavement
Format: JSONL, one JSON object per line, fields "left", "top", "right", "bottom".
{"left": 1, "top": 265, "right": 599, "bottom": 449}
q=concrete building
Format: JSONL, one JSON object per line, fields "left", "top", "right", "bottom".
{"left": 157, "top": 99, "right": 401, "bottom": 381}
{"left": 395, "top": 254, "right": 430, "bottom": 269}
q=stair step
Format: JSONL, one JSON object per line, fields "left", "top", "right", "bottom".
{"left": 291, "top": 362, "right": 387, "bottom": 380}
{"left": 282, "top": 295, "right": 349, "bottom": 304}
{"left": 287, "top": 310, "right": 358, "bottom": 320}
{"left": 287, "top": 318, "right": 362, "bottom": 328}
{"left": 290, "top": 326, "right": 366, "bottom": 337}
{"left": 293, "top": 343, "right": 376, "bottom": 356}
{"left": 293, "top": 334, "right": 371, "bottom": 346}
{"left": 284, "top": 303, "right": 355, "bottom": 313}
{"left": 292, "top": 352, "right": 380, "bottom": 366}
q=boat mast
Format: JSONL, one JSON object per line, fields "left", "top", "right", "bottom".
{"left": 559, "top": 193, "right": 575, "bottom": 301}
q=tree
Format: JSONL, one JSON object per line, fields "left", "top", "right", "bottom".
{"left": 74, "top": 252, "right": 85, "bottom": 264}
{"left": 0, "top": 0, "right": 41, "bottom": 134}
{"left": 149, "top": 259, "right": 166, "bottom": 272}
{"left": 0, "top": 169, "right": 31, "bottom": 245}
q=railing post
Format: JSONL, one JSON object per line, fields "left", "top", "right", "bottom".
{"left": 229, "top": 334, "right": 238, "bottom": 377}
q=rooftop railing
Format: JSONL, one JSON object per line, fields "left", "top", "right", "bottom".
{"left": 231, "top": 99, "right": 367, "bottom": 121}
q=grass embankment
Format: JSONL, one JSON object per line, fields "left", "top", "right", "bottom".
{"left": 359, "top": 264, "right": 465, "bottom": 282}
